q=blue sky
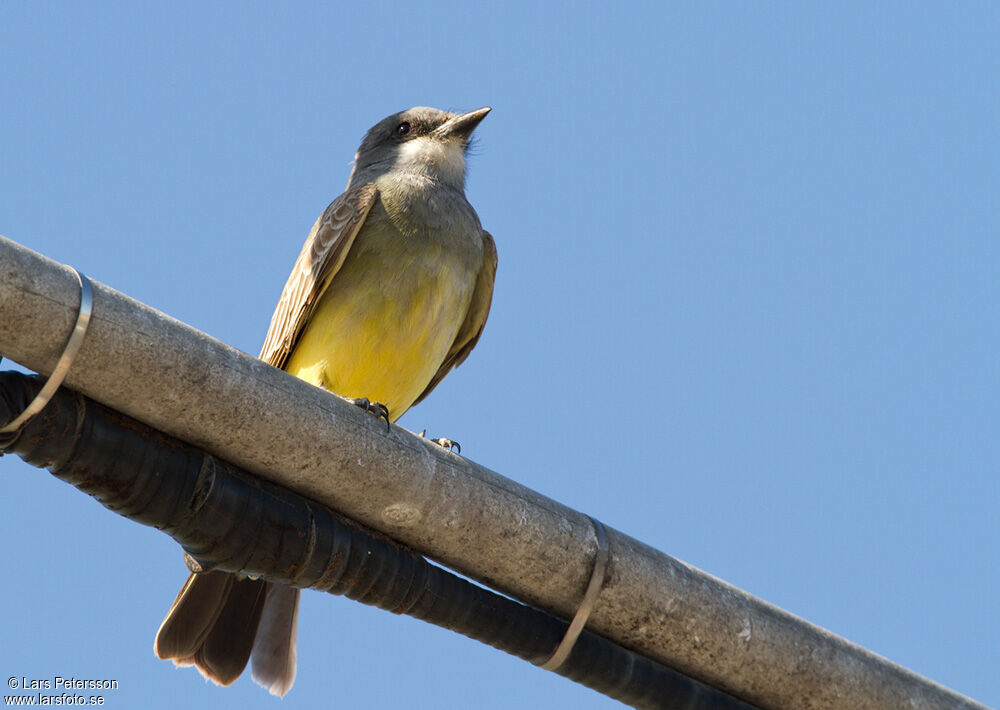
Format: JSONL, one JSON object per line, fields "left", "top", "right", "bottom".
{"left": 1, "top": 3, "right": 997, "bottom": 708}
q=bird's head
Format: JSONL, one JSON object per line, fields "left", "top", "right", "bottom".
{"left": 348, "top": 106, "right": 491, "bottom": 189}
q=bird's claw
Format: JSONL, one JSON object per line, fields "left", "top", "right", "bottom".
{"left": 418, "top": 430, "right": 461, "bottom": 454}
{"left": 349, "top": 397, "right": 390, "bottom": 432}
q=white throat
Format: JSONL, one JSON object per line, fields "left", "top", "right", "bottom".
{"left": 395, "top": 136, "right": 467, "bottom": 188}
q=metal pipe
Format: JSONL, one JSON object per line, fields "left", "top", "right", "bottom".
{"left": 0, "top": 235, "right": 985, "bottom": 710}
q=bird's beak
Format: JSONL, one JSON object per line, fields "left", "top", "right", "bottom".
{"left": 435, "top": 107, "right": 492, "bottom": 140}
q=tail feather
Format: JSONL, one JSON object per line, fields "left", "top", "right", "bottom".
{"left": 251, "top": 585, "right": 301, "bottom": 697}
{"left": 194, "top": 576, "right": 268, "bottom": 686}
{"left": 154, "top": 571, "right": 233, "bottom": 662}
{"left": 155, "top": 572, "right": 297, "bottom": 692}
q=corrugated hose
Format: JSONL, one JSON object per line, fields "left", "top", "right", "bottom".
{"left": 0, "top": 371, "right": 756, "bottom": 710}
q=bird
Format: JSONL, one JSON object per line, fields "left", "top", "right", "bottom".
{"left": 152, "top": 106, "right": 497, "bottom": 696}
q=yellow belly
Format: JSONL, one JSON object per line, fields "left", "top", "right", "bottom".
{"left": 283, "top": 224, "right": 476, "bottom": 422}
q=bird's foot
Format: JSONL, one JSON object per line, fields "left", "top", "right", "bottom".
{"left": 418, "top": 429, "right": 461, "bottom": 454}
{"left": 347, "top": 397, "right": 390, "bottom": 432}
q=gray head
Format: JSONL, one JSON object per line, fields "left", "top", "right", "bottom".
{"left": 347, "top": 106, "right": 491, "bottom": 189}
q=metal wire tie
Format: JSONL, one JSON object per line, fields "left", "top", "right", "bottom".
{"left": 539, "top": 515, "right": 610, "bottom": 671}
{"left": 0, "top": 268, "right": 93, "bottom": 434}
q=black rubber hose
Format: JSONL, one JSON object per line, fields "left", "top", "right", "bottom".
{"left": 0, "top": 372, "right": 757, "bottom": 710}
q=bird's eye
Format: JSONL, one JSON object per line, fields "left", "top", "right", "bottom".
{"left": 395, "top": 122, "right": 411, "bottom": 136}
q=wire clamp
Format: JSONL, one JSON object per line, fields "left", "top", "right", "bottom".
{"left": 0, "top": 268, "right": 93, "bottom": 434}
{"left": 540, "top": 515, "right": 610, "bottom": 671}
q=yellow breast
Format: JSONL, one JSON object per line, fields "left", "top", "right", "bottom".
{"left": 283, "top": 213, "right": 479, "bottom": 421}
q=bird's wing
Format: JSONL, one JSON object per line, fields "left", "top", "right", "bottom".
{"left": 413, "top": 229, "right": 498, "bottom": 406}
{"left": 258, "top": 183, "right": 378, "bottom": 369}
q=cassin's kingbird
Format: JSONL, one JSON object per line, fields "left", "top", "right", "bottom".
{"left": 153, "top": 106, "right": 497, "bottom": 695}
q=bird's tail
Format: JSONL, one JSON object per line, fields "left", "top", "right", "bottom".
{"left": 154, "top": 571, "right": 300, "bottom": 696}
{"left": 251, "top": 583, "right": 300, "bottom": 696}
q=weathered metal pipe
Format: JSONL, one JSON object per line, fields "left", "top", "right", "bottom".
{"left": 0, "top": 235, "right": 986, "bottom": 709}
